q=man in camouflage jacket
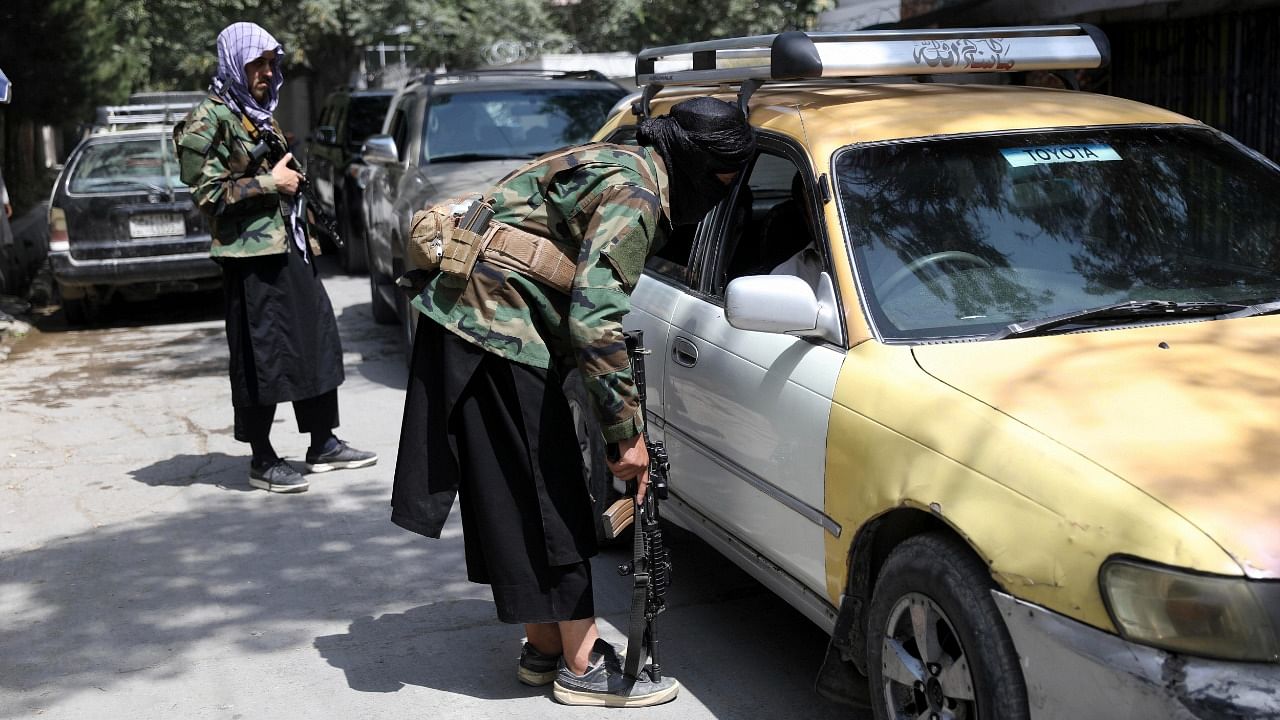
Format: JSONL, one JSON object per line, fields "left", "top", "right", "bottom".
{"left": 175, "top": 22, "right": 375, "bottom": 493}
{"left": 392, "top": 97, "right": 755, "bottom": 707}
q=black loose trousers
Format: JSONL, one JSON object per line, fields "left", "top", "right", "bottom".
{"left": 393, "top": 316, "right": 597, "bottom": 623}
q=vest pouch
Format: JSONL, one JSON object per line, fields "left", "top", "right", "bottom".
{"left": 407, "top": 205, "right": 452, "bottom": 272}
{"left": 439, "top": 224, "right": 493, "bottom": 282}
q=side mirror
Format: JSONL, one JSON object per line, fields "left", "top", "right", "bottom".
{"left": 362, "top": 135, "right": 399, "bottom": 165}
{"left": 315, "top": 125, "right": 338, "bottom": 145}
{"left": 726, "top": 273, "right": 841, "bottom": 343}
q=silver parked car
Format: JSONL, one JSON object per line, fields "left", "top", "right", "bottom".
{"left": 360, "top": 69, "right": 626, "bottom": 350}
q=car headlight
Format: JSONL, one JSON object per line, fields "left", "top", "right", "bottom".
{"left": 1100, "top": 558, "right": 1279, "bottom": 662}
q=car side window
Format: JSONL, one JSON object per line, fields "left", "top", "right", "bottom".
{"left": 714, "top": 151, "right": 825, "bottom": 297}
{"left": 388, "top": 99, "right": 411, "bottom": 163}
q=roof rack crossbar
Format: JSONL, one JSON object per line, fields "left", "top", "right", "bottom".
{"left": 635, "top": 25, "right": 1110, "bottom": 90}
{"left": 95, "top": 101, "right": 200, "bottom": 128}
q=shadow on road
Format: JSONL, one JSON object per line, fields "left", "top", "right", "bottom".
{"left": 30, "top": 287, "right": 225, "bottom": 334}
{"left": 128, "top": 452, "right": 255, "bottom": 491}
{"left": 312, "top": 520, "right": 850, "bottom": 718}
{"left": 315, "top": 600, "right": 547, "bottom": 699}
{"left": 0, "top": 481, "right": 472, "bottom": 717}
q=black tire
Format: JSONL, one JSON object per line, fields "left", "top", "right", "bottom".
{"left": 397, "top": 288, "right": 417, "bottom": 366}
{"left": 867, "top": 533, "right": 1028, "bottom": 720}
{"left": 63, "top": 296, "right": 90, "bottom": 326}
{"left": 337, "top": 193, "right": 367, "bottom": 274}
{"left": 369, "top": 256, "right": 397, "bottom": 326}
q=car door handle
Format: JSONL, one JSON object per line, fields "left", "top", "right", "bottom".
{"left": 672, "top": 337, "right": 699, "bottom": 368}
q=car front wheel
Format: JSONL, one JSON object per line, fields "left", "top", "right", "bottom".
{"left": 867, "top": 533, "right": 1028, "bottom": 720}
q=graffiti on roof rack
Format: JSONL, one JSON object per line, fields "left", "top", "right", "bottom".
{"left": 913, "top": 38, "right": 1013, "bottom": 71}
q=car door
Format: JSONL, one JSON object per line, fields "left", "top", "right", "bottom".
{"left": 624, "top": 219, "right": 714, "bottom": 440}
{"left": 660, "top": 144, "right": 844, "bottom": 595}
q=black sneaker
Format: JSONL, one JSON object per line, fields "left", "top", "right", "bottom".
{"left": 518, "top": 642, "right": 561, "bottom": 687}
{"left": 248, "top": 459, "right": 309, "bottom": 493}
{"left": 520, "top": 638, "right": 621, "bottom": 687}
{"left": 305, "top": 438, "right": 378, "bottom": 473}
{"left": 552, "top": 645, "right": 678, "bottom": 707}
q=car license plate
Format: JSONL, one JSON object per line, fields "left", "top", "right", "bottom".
{"left": 128, "top": 213, "right": 185, "bottom": 239}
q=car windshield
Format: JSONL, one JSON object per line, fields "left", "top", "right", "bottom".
{"left": 347, "top": 95, "right": 391, "bottom": 148}
{"left": 836, "top": 125, "right": 1280, "bottom": 341}
{"left": 423, "top": 88, "right": 623, "bottom": 162}
{"left": 68, "top": 137, "right": 182, "bottom": 194}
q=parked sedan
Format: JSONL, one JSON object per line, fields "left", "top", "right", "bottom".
{"left": 49, "top": 120, "right": 216, "bottom": 324}
{"left": 598, "top": 27, "right": 1280, "bottom": 719}
{"left": 360, "top": 70, "right": 626, "bottom": 350}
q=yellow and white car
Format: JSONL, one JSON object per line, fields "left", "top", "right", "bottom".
{"left": 598, "top": 26, "right": 1280, "bottom": 719}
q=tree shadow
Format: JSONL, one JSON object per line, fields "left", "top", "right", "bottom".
{"left": 0, "top": 481, "right": 470, "bottom": 718}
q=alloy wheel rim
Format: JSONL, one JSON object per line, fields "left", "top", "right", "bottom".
{"left": 881, "top": 592, "right": 976, "bottom": 720}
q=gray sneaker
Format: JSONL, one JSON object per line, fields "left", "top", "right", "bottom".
{"left": 552, "top": 647, "right": 679, "bottom": 707}
{"left": 519, "top": 638, "right": 621, "bottom": 687}
{"left": 305, "top": 438, "right": 378, "bottom": 473}
{"left": 248, "top": 459, "right": 309, "bottom": 493}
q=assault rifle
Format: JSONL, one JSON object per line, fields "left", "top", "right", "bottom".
{"left": 607, "top": 330, "right": 672, "bottom": 682}
{"left": 246, "top": 132, "right": 342, "bottom": 242}
{"left": 212, "top": 82, "right": 341, "bottom": 243}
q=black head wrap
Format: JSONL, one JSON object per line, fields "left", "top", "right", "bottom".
{"left": 638, "top": 97, "right": 757, "bottom": 226}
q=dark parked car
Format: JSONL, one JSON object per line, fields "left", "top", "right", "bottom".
{"left": 48, "top": 99, "right": 217, "bottom": 324}
{"left": 306, "top": 88, "right": 394, "bottom": 273}
{"left": 360, "top": 69, "right": 627, "bottom": 349}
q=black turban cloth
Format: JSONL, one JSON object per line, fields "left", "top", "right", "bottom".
{"left": 637, "top": 97, "right": 757, "bottom": 226}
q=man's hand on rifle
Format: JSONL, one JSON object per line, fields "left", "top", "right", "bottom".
{"left": 608, "top": 433, "right": 651, "bottom": 505}
{"left": 271, "top": 153, "right": 302, "bottom": 195}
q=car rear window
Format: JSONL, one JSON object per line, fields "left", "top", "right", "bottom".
{"left": 836, "top": 125, "right": 1280, "bottom": 341}
{"left": 423, "top": 88, "right": 625, "bottom": 162}
{"left": 68, "top": 137, "right": 183, "bottom": 195}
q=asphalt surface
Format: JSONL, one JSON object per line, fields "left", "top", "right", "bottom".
{"left": 0, "top": 262, "right": 852, "bottom": 720}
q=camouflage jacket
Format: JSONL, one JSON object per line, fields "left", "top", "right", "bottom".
{"left": 174, "top": 95, "right": 320, "bottom": 258}
{"left": 413, "top": 144, "right": 670, "bottom": 443}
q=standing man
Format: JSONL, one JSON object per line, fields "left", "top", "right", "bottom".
{"left": 175, "top": 22, "right": 376, "bottom": 493}
{"left": 391, "top": 97, "right": 756, "bottom": 706}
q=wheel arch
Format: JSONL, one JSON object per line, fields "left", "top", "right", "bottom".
{"left": 830, "top": 507, "right": 997, "bottom": 676}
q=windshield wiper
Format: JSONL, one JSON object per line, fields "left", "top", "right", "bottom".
{"left": 428, "top": 152, "right": 528, "bottom": 163}
{"left": 1219, "top": 300, "right": 1280, "bottom": 320}
{"left": 988, "top": 299, "right": 1248, "bottom": 340}
{"left": 98, "top": 179, "right": 170, "bottom": 195}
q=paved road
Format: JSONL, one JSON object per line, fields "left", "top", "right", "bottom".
{"left": 0, "top": 264, "right": 852, "bottom": 720}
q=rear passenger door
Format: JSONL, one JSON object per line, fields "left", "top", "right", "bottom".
{"left": 660, "top": 142, "right": 845, "bottom": 597}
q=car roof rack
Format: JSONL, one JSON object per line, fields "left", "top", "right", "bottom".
{"left": 634, "top": 25, "right": 1110, "bottom": 117}
{"left": 417, "top": 68, "right": 615, "bottom": 86}
{"left": 94, "top": 101, "right": 200, "bottom": 131}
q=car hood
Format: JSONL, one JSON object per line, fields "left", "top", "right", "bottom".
{"left": 911, "top": 317, "right": 1280, "bottom": 579}
{"left": 425, "top": 158, "right": 529, "bottom": 200}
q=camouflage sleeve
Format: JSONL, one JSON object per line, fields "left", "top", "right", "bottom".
{"left": 568, "top": 182, "right": 662, "bottom": 443}
{"left": 175, "top": 114, "right": 279, "bottom": 217}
